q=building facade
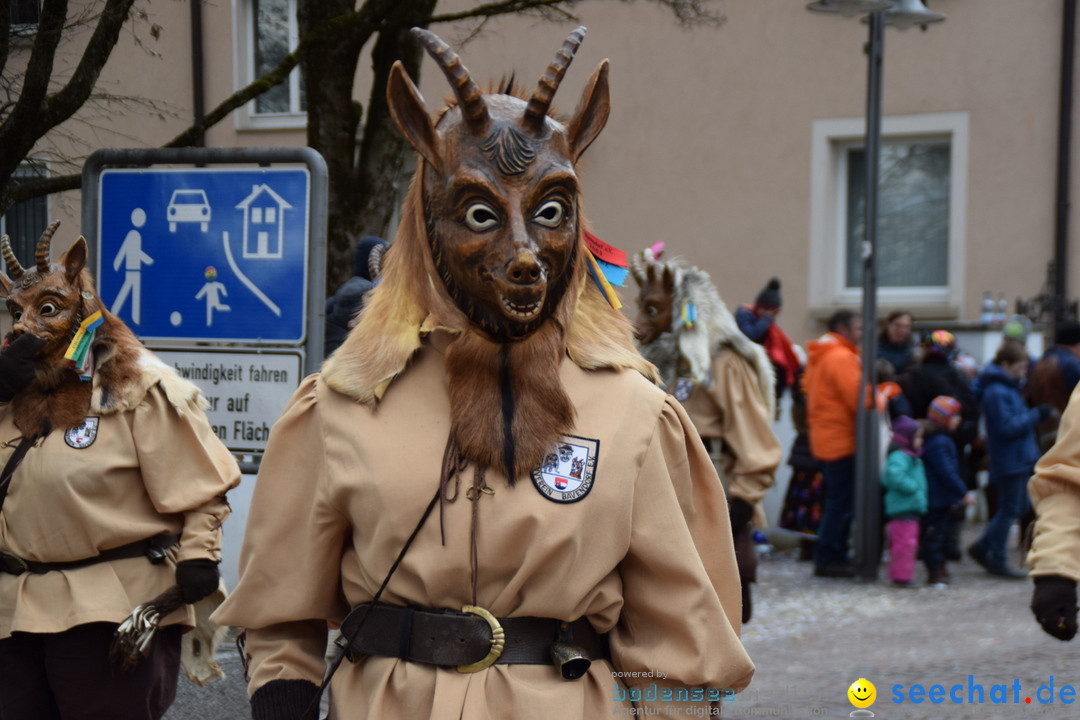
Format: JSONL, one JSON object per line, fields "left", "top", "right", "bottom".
{"left": 2, "top": 0, "right": 1076, "bottom": 350}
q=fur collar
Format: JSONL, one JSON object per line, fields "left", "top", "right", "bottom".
{"left": 7, "top": 312, "right": 204, "bottom": 438}
{"left": 91, "top": 341, "right": 204, "bottom": 416}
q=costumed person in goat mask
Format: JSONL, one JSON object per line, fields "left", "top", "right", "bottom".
{"left": 630, "top": 250, "right": 781, "bottom": 624}
{"left": 0, "top": 224, "right": 240, "bottom": 719}
{"left": 214, "top": 27, "right": 753, "bottom": 720}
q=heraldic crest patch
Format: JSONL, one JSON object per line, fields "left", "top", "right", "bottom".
{"left": 64, "top": 417, "right": 99, "bottom": 449}
{"left": 531, "top": 435, "right": 599, "bottom": 503}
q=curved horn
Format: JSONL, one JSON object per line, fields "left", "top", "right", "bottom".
{"left": 522, "top": 26, "right": 587, "bottom": 134}
{"left": 628, "top": 250, "right": 648, "bottom": 287}
{"left": 410, "top": 27, "right": 488, "bottom": 132}
{"left": 1, "top": 235, "right": 24, "bottom": 280}
{"left": 35, "top": 220, "right": 60, "bottom": 273}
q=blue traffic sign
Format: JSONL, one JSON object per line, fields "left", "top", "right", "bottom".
{"left": 97, "top": 168, "right": 310, "bottom": 343}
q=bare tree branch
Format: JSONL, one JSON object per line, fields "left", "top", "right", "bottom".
{"left": 430, "top": 0, "right": 581, "bottom": 24}
{"left": 171, "top": 1, "right": 392, "bottom": 148}
{"left": 43, "top": 0, "right": 140, "bottom": 127}
{"left": 5, "top": 174, "right": 82, "bottom": 204}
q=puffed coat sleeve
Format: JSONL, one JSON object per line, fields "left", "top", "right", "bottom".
{"left": 134, "top": 387, "right": 240, "bottom": 563}
{"left": 611, "top": 396, "right": 754, "bottom": 715}
{"left": 1029, "top": 383, "right": 1080, "bottom": 580}
{"left": 212, "top": 375, "right": 351, "bottom": 698}
{"left": 707, "top": 352, "right": 781, "bottom": 505}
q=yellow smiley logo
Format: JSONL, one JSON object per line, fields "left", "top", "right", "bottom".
{"left": 848, "top": 678, "right": 876, "bottom": 709}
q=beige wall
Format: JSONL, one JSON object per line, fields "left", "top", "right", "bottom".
{"left": 10, "top": 0, "right": 1077, "bottom": 348}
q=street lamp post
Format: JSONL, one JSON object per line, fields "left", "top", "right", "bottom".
{"left": 852, "top": 8, "right": 885, "bottom": 581}
{"left": 806, "top": 0, "right": 945, "bottom": 581}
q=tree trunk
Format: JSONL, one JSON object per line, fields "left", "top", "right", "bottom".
{"left": 301, "top": 0, "right": 437, "bottom": 293}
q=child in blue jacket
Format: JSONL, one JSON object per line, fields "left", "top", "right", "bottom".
{"left": 882, "top": 416, "right": 928, "bottom": 587}
{"left": 921, "top": 396, "right": 974, "bottom": 586}
{"left": 969, "top": 342, "right": 1056, "bottom": 578}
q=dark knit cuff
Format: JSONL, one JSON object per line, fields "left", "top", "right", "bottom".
{"left": 251, "top": 679, "right": 321, "bottom": 720}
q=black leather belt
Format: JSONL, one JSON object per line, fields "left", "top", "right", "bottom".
{"left": 339, "top": 602, "right": 609, "bottom": 672}
{"left": 0, "top": 533, "right": 180, "bottom": 575}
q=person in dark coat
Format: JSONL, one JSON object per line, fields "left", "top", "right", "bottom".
{"left": 899, "top": 329, "right": 981, "bottom": 559}
{"left": 324, "top": 237, "right": 387, "bottom": 357}
{"left": 877, "top": 310, "right": 916, "bottom": 375}
{"left": 900, "top": 330, "right": 979, "bottom": 448}
{"left": 969, "top": 342, "right": 1056, "bottom": 578}
{"left": 735, "top": 277, "right": 799, "bottom": 408}
{"left": 779, "top": 365, "right": 825, "bottom": 561}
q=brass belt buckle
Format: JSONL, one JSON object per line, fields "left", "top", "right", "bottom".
{"left": 457, "top": 605, "right": 505, "bottom": 673}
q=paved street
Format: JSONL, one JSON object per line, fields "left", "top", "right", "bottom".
{"left": 728, "top": 528, "right": 1080, "bottom": 720}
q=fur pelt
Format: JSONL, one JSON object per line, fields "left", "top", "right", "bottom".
{"left": 322, "top": 173, "right": 657, "bottom": 479}
{"left": 637, "top": 257, "right": 775, "bottom": 418}
{"left": 10, "top": 287, "right": 203, "bottom": 437}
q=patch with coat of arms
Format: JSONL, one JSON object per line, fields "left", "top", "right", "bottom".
{"left": 64, "top": 417, "right": 99, "bottom": 449}
{"left": 531, "top": 435, "right": 599, "bottom": 503}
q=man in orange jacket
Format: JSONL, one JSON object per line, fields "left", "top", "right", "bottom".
{"left": 803, "top": 310, "right": 864, "bottom": 578}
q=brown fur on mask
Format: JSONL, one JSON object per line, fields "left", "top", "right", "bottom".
{"left": 1, "top": 225, "right": 160, "bottom": 437}
{"left": 322, "top": 27, "right": 658, "bottom": 480}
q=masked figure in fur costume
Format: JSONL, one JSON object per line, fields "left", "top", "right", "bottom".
{"left": 631, "top": 251, "right": 781, "bottom": 623}
{"left": 215, "top": 27, "right": 753, "bottom": 720}
{"left": 0, "top": 223, "right": 240, "bottom": 720}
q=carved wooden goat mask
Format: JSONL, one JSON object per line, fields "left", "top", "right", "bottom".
{"left": 631, "top": 262, "right": 677, "bottom": 347}
{"left": 388, "top": 26, "right": 609, "bottom": 342}
{"left": 1, "top": 221, "right": 94, "bottom": 366}
{"left": 323, "top": 26, "right": 656, "bottom": 481}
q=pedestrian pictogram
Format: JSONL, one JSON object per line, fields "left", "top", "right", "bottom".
{"left": 97, "top": 168, "right": 310, "bottom": 343}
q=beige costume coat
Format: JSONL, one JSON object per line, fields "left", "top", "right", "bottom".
{"left": 1029, "top": 382, "right": 1080, "bottom": 580}
{"left": 677, "top": 347, "right": 781, "bottom": 507}
{"left": 0, "top": 360, "right": 240, "bottom": 638}
{"left": 215, "top": 333, "right": 754, "bottom": 719}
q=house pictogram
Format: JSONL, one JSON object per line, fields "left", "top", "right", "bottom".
{"left": 236, "top": 184, "right": 292, "bottom": 259}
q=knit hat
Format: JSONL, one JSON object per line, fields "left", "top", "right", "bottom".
{"left": 353, "top": 236, "right": 388, "bottom": 281}
{"left": 1057, "top": 321, "right": 1080, "bottom": 347}
{"left": 1004, "top": 315, "right": 1032, "bottom": 343}
{"left": 891, "top": 415, "right": 923, "bottom": 457}
{"left": 922, "top": 329, "right": 957, "bottom": 359}
{"left": 755, "top": 277, "right": 782, "bottom": 310}
{"left": 927, "top": 395, "right": 962, "bottom": 429}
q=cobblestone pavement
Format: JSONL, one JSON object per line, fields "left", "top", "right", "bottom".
{"left": 164, "top": 523, "right": 1080, "bottom": 719}
{"left": 727, "top": 526, "right": 1080, "bottom": 720}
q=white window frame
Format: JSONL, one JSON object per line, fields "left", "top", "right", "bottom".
{"left": 808, "top": 112, "right": 968, "bottom": 314}
{"left": 232, "top": 0, "right": 306, "bottom": 131}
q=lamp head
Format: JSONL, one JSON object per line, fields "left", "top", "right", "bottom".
{"left": 806, "top": 0, "right": 894, "bottom": 18}
{"left": 882, "top": 0, "right": 946, "bottom": 30}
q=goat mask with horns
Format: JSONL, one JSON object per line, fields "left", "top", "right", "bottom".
{"left": 1, "top": 222, "right": 194, "bottom": 437}
{"left": 322, "top": 26, "right": 657, "bottom": 480}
